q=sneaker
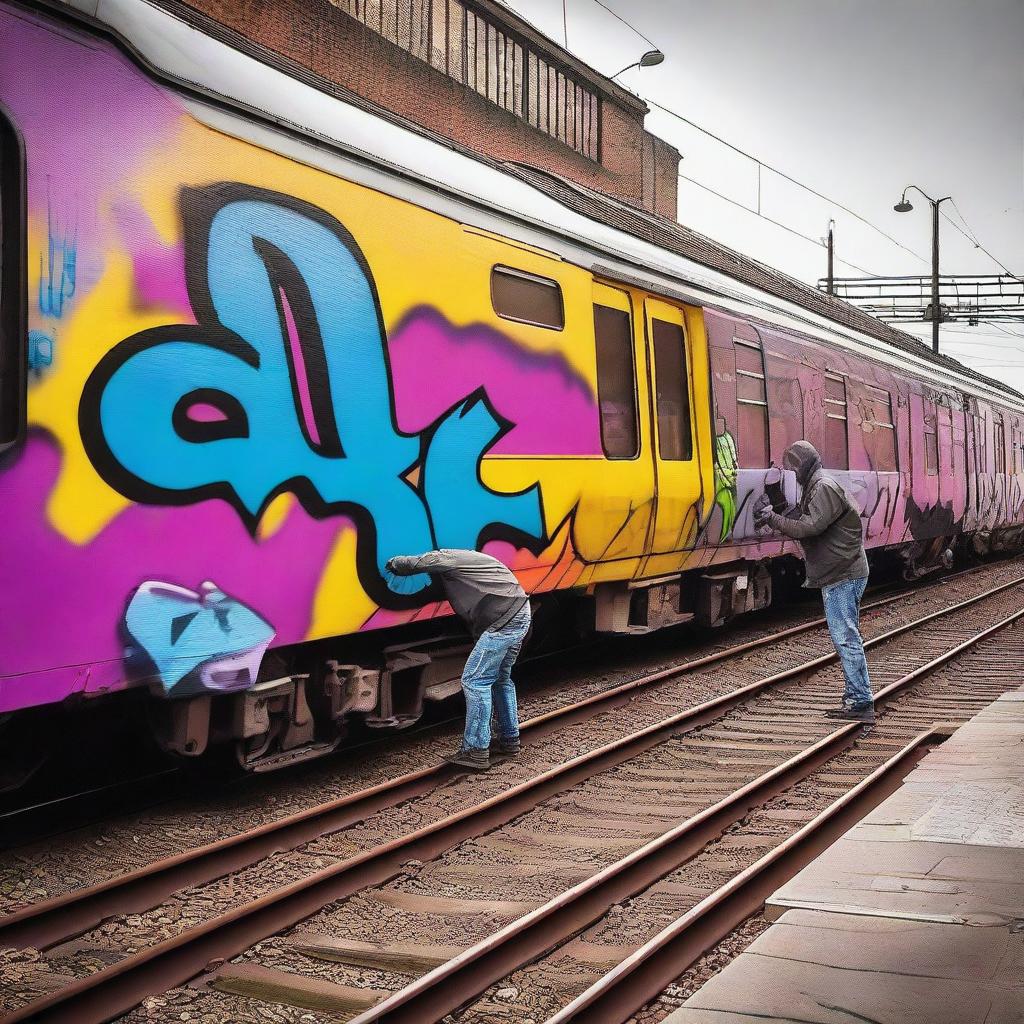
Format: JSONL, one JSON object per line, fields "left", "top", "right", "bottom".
{"left": 824, "top": 704, "right": 876, "bottom": 724}
{"left": 443, "top": 746, "right": 490, "bottom": 771}
{"left": 823, "top": 706, "right": 851, "bottom": 718}
{"left": 491, "top": 736, "right": 521, "bottom": 756}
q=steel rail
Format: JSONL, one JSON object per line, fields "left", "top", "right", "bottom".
{"left": 345, "top": 724, "right": 867, "bottom": 1024}
{"left": 542, "top": 607, "right": 1024, "bottom": 1023}
{"left": 342, "top": 604, "right": 1024, "bottom": 1024}
{"left": 542, "top": 728, "right": 945, "bottom": 1024}
{"left": 1, "top": 576, "right": 1020, "bottom": 1023}
{"left": 0, "top": 586, "right": 921, "bottom": 951}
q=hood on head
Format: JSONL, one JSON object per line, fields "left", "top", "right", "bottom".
{"left": 782, "top": 440, "right": 821, "bottom": 486}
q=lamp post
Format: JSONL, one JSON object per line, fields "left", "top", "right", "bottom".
{"left": 893, "top": 185, "right": 952, "bottom": 354}
{"left": 611, "top": 49, "right": 665, "bottom": 79}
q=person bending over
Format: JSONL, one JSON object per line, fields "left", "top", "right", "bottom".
{"left": 753, "top": 440, "right": 875, "bottom": 723}
{"left": 385, "top": 549, "right": 531, "bottom": 769}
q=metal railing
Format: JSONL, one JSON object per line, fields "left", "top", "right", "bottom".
{"left": 333, "top": 0, "right": 601, "bottom": 159}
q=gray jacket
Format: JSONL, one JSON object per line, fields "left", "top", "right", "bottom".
{"left": 759, "top": 441, "right": 868, "bottom": 589}
{"left": 386, "top": 549, "right": 529, "bottom": 637}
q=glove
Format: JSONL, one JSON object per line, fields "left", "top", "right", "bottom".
{"left": 752, "top": 494, "right": 775, "bottom": 530}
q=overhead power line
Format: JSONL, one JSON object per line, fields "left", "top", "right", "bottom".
{"left": 577, "top": 0, "right": 1024, "bottom": 286}
{"left": 654, "top": 98, "right": 1023, "bottom": 289}
{"left": 535, "top": 0, "right": 1023, "bottom": 309}
{"left": 587, "top": 0, "right": 658, "bottom": 47}
{"left": 940, "top": 198, "right": 1024, "bottom": 286}
{"left": 677, "top": 172, "right": 880, "bottom": 276}
{"left": 990, "top": 322, "right": 1024, "bottom": 340}
{"left": 647, "top": 98, "right": 930, "bottom": 267}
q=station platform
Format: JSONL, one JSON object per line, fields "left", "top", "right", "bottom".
{"left": 666, "top": 691, "right": 1024, "bottom": 1024}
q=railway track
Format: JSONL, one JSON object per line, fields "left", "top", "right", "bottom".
{"left": 327, "top": 604, "right": 1024, "bottom": 1024}
{"left": 0, "top": 574, "right": 932, "bottom": 951}
{"left": 0, "top": 561, "right": 1021, "bottom": 1022}
{"left": 466, "top": 627, "right": 1023, "bottom": 1024}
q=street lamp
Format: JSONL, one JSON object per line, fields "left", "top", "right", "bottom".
{"left": 611, "top": 49, "right": 665, "bottom": 79}
{"left": 893, "top": 185, "right": 952, "bottom": 354}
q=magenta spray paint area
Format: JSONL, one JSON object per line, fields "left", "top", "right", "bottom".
{"left": 123, "top": 580, "right": 275, "bottom": 698}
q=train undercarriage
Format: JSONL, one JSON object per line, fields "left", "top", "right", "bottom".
{"left": 136, "top": 559, "right": 773, "bottom": 776}
{"left": 0, "top": 536, "right": 1002, "bottom": 793}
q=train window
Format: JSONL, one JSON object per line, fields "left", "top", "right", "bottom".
{"left": 823, "top": 375, "right": 849, "bottom": 470}
{"left": 975, "top": 415, "right": 988, "bottom": 474}
{"left": 925, "top": 419, "right": 937, "bottom": 475}
{"left": 994, "top": 417, "right": 1006, "bottom": 474}
{"left": 593, "top": 303, "right": 639, "bottom": 458}
{"left": 735, "top": 338, "right": 769, "bottom": 467}
{"left": 652, "top": 318, "right": 693, "bottom": 461}
{"left": 862, "top": 385, "right": 897, "bottom": 472}
{"left": 0, "top": 111, "right": 25, "bottom": 451}
{"left": 491, "top": 266, "right": 564, "bottom": 329}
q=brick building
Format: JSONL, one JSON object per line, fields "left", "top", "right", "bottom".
{"left": 151, "top": 0, "right": 680, "bottom": 219}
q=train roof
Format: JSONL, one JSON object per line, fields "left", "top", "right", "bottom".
{"left": 49, "top": 0, "right": 1024, "bottom": 406}
{"left": 504, "top": 164, "right": 1024, "bottom": 402}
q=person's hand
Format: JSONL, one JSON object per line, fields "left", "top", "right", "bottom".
{"left": 752, "top": 494, "right": 774, "bottom": 530}
{"left": 752, "top": 494, "right": 772, "bottom": 518}
{"left": 385, "top": 557, "right": 397, "bottom": 574}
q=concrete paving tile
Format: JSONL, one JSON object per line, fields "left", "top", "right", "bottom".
{"left": 767, "top": 839, "right": 1024, "bottom": 924}
{"left": 770, "top": 860, "right": 1024, "bottom": 925}
{"left": 749, "top": 908, "right": 1023, "bottom": 981}
{"left": 912, "top": 781, "right": 1024, "bottom": 847}
{"left": 667, "top": 946, "right": 1015, "bottom": 1024}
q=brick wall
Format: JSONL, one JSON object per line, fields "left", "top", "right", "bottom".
{"left": 151, "top": 0, "right": 679, "bottom": 218}
{"left": 640, "top": 134, "right": 682, "bottom": 220}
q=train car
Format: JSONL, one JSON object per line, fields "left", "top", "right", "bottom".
{"left": 2, "top": 0, "right": 1023, "bottom": 785}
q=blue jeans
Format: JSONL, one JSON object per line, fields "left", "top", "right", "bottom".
{"left": 821, "top": 577, "right": 873, "bottom": 708}
{"left": 461, "top": 604, "right": 531, "bottom": 751}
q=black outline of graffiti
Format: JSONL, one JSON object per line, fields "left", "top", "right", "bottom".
{"left": 79, "top": 183, "right": 548, "bottom": 610}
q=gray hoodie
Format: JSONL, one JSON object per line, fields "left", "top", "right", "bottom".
{"left": 385, "top": 549, "right": 529, "bottom": 637}
{"left": 761, "top": 441, "right": 869, "bottom": 589}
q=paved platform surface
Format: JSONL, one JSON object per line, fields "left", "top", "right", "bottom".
{"left": 666, "top": 692, "right": 1024, "bottom": 1023}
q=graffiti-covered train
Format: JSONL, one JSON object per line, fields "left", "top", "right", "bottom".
{"left": 2, "top": 0, "right": 1023, "bottom": 785}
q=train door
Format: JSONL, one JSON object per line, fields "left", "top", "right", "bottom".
{"left": 949, "top": 401, "right": 968, "bottom": 527}
{"left": 975, "top": 407, "right": 993, "bottom": 526}
{"left": 639, "top": 297, "right": 708, "bottom": 571}
{"left": 731, "top": 327, "right": 779, "bottom": 541}
{"left": 964, "top": 405, "right": 976, "bottom": 523}
{"left": 1011, "top": 417, "right": 1024, "bottom": 522}
{"left": 937, "top": 400, "right": 954, "bottom": 511}
{"left": 578, "top": 281, "right": 657, "bottom": 578}
{"left": 994, "top": 413, "right": 1008, "bottom": 526}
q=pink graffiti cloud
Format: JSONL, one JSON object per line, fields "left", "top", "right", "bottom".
{"left": 113, "top": 201, "right": 192, "bottom": 316}
{"left": 387, "top": 307, "right": 602, "bottom": 456}
{"left": 0, "top": 433, "right": 347, "bottom": 710}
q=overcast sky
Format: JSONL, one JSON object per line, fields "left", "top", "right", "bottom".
{"left": 501, "top": 0, "right": 1024, "bottom": 388}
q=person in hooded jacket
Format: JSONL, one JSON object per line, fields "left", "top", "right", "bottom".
{"left": 753, "top": 440, "right": 875, "bottom": 723}
{"left": 385, "top": 549, "right": 531, "bottom": 770}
